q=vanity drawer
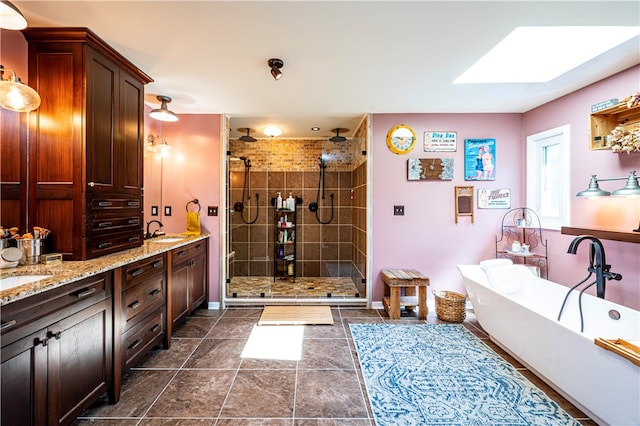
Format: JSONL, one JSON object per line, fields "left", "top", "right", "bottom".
{"left": 88, "top": 196, "right": 141, "bottom": 212}
{"left": 88, "top": 213, "right": 142, "bottom": 236}
{"left": 122, "top": 308, "right": 164, "bottom": 370}
{"left": 122, "top": 272, "right": 165, "bottom": 329}
{"left": 86, "top": 229, "right": 143, "bottom": 259}
{"left": 122, "top": 254, "right": 166, "bottom": 289}
{"left": 171, "top": 240, "right": 206, "bottom": 266}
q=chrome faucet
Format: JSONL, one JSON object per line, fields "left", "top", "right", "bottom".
{"left": 567, "top": 235, "right": 622, "bottom": 299}
{"left": 145, "top": 220, "right": 164, "bottom": 239}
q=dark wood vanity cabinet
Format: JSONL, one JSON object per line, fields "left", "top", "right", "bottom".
{"left": 22, "top": 28, "right": 153, "bottom": 260}
{"left": 169, "top": 240, "right": 208, "bottom": 336}
{"left": 0, "top": 273, "right": 113, "bottom": 426}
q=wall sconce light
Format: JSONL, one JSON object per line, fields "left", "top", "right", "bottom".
{"left": 147, "top": 135, "right": 173, "bottom": 158}
{"left": 268, "top": 58, "right": 284, "bottom": 81}
{"left": 149, "top": 95, "right": 179, "bottom": 122}
{"left": 577, "top": 170, "right": 640, "bottom": 232}
{"left": 237, "top": 127, "right": 257, "bottom": 142}
{"left": 0, "top": 1, "right": 27, "bottom": 30}
{"left": 0, "top": 65, "right": 41, "bottom": 112}
{"left": 576, "top": 170, "right": 640, "bottom": 198}
{"left": 263, "top": 126, "right": 282, "bottom": 137}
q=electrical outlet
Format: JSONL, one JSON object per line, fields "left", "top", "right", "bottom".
{"left": 208, "top": 206, "right": 218, "bottom": 216}
{"left": 394, "top": 205, "right": 405, "bottom": 216}
{"left": 164, "top": 206, "right": 172, "bottom": 216}
{"left": 151, "top": 206, "right": 158, "bottom": 216}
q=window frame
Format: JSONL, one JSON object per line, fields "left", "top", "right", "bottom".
{"left": 526, "top": 125, "right": 571, "bottom": 230}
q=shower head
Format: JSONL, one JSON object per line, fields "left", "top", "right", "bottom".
{"left": 237, "top": 128, "right": 257, "bottom": 143}
{"left": 329, "top": 128, "right": 349, "bottom": 143}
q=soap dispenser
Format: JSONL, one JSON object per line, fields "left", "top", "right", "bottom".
{"left": 287, "top": 193, "right": 294, "bottom": 210}
{"left": 276, "top": 192, "right": 283, "bottom": 209}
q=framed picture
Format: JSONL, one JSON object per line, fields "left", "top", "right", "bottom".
{"left": 424, "top": 131, "right": 457, "bottom": 152}
{"left": 464, "top": 138, "right": 496, "bottom": 181}
{"left": 407, "top": 158, "right": 454, "bottom": 181}
{"left": 477, "top": 188, "right": 511, "bottom": 209}
{"left": 454, "top": 186, "right": 474, "bottom": 223}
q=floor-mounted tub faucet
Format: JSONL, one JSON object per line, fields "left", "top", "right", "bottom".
{"left": 566, "top": 235, "right": 622, "bottom": 299}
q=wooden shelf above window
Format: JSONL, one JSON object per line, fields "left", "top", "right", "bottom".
{"left": 561, "top": 226, "right": 640, "bottom": 244}
{"left": 589, "top": 102, "right": 640, "bottom": 150}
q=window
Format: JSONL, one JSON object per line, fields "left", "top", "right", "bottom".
{"left": 526, "top": 125, "right": 570, "bottom": 230}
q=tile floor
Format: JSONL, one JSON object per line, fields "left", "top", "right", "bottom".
{"left": 74, "top": 306, "right": 596, "bottom": 425}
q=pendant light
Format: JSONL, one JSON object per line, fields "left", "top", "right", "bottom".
{"left": 237, "top": 127, "right": 257, "bottom": 142}
{"left": 0, "top": 65, "right": 41, "bottom": 112}
{"left": 0, "top": 1, "right": 27, "bottom": 30}
{"left": 149, "top": 95, "right": 179, "bottom": 122}
{"left": 329, "top": 128, "right": 349, "bottom": 143}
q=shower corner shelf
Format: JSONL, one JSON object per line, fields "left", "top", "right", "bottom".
{"left": 274, "top": 202, "right": 297, "bottom": 282}
{"left": 495, "top": 207, "right": 548, "bottom": 279}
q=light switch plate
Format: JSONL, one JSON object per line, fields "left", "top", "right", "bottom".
{"left": 208, "top": 206, "right": 218, "bottom": 216}
{"left": 164, "top": 206, "right": 172, "bottom": 216}
{"left": 151, "top": 206, "right": 158, "bottom": 216}
{"left": 394, "top": 205, "right": 405, "bottom": 215}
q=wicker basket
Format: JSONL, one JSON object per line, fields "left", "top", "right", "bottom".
{"left": 433, "top": 290, "right": 467, "bottom": 323}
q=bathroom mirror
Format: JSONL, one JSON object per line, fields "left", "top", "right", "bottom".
{"left": 386, "top": 124, "right": 416, "bottom": 154}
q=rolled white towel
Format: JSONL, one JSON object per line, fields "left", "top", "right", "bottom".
{"left": 480, "top": 258, "right": 513, "bottom": 271}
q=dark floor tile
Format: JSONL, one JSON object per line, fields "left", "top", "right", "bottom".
{"left": 295, "top": 370, "right": 369, "bottom": 418}
{"left": 146, "top": 370, "right": 236, "bottom": 418}
{"left": 216, "top": 419, "right": 291, "bottom": 425}
{"left": 136, "top": 339, "right": 201, "bottom": 369}
{"left": 239, "top": 356, "right": 298, "bottom": 370}
{"left": 80, "top": 370, "right": 175, "bottom": 418}
{"left": 221, "top": 370, "right": 296, "bottom": 418}
{"left": 220, "top": 308, "right": 263, "bottom": 318}
{"left": 299, "top": 338, "right": 355, "bottom": 370}
{"left": 207, "top": 317, "right": 259, "bottom": 339}
{"left": 184, "top": 338, "right": 246, "bottom": 369}
{"left": 302, "top": 323, "right": 346, "bottom": 339}
{"left": 139, "top": 419, "right": 215, "bottom": 425}
{"left": 190, "top": 308, "right": 224, "bottom": 319}
{"left": 172, "top": 317, "right": 218, "bottom": 338}
{"left": 338, "top": 308, "right": 383, "bottom": 318}
{"left": 73, "top": 420, "right": 139, "bottom": 426}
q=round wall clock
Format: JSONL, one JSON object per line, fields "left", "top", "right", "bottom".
{"left": 386, "top": 124, "right": 417, "bottom": 154}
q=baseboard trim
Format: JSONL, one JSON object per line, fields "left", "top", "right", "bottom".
{"left": 208, "top": 302, "right": 220, "bottom": 310}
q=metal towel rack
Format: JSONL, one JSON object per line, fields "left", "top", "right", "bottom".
{"left": 186, "top": 199, "right": 201, "bottom": 212}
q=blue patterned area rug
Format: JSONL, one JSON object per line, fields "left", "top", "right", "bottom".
{"left": 350, "top": 324, "right": 580, "bottom": 426}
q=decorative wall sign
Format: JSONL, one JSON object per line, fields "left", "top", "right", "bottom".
{"left": 464, "top": 138, "right": 496, "bottom": 181}
{"left": 387, "top": 124, "right": 417, "bottom": 154}
{"left": 455, "top": 186, "right": 474, "bottom": 223}
{"left": 424, "top": 131, "right": 457, "bottom": 152}
{"left": 407, "top": 158, "right": 454, "bottom": 181}
{"left": 477, "top": 188, "right": 511, "bottom": 209}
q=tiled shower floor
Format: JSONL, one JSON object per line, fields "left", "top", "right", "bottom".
{"left": 228, "top": 276, "right": 363, "bottom": 299}
{"left": 74, "top": 307, "right": 596, "bottom": 425}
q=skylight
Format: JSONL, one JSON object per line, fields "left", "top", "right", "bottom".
{"left": 454, "top": 26, "right": 640, "bottom": 84}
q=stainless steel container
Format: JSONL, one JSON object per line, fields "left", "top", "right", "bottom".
{"left": 21, "top": 238, "right": 45, "bottom": 264}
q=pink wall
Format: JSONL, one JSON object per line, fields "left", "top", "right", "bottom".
{"left": 144, "top": 114, "right": 222, "bottom": 304}
{"left": 372, "top": 113, "right": 524, "bottom": 302}
{"left": 0, "top": 29, "right": 27, "bottom": 78}
{"left": 523, "top": 65, "right": 640, "bottom": 310}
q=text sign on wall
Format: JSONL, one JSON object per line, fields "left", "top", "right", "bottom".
{"left": 424, "top": 131, "right": 457, "bottom": 152}
{"left": 477, "top": 188, "right": 511, "bottom": 209}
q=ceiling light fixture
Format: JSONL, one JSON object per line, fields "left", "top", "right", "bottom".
{"left": 149, "top": 95, "right": 179, "bottom": 122}
{"left": 311, "top": 127, "right": 320, "bottom": 131}
{"left": 329, "top": 128, "right": 349, "bottom": 143}
{"left": 263, "top": 126, "right": 282, "bottom": 137}
{"left": 238, "top": 127, "right": 257, "bottom": 142}
{"left": 0, "top": 1, "right": 27, "bottom": 30}
{"left": 268, "top": 58, "right": 284, "bottom": 81}
{"left": 0, "top": 65, "right": 41, "bottom": 112}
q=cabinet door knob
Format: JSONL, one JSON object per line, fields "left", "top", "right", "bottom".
{"left": 149, "top": 289, "right": 161, "bottom": 296}
{"left": 48, "top": 331, "right": 62, "bottom": 340}
{"left": 150, "top": 324, "right": 160, "bottom": 333}
{"left": 0, "top": 320, "right": 17, "bottom": 331}
{"left": 35, "top": 337, "right": 48, "bottom": 347}
{"left": 152, "top": 260, "right": 163, "bottom": 268}
{"left": 128, "top": 300, "right": 141, "bottom": 310}
{"left": 127, "top": 340, "right": 141, "bottom": 351}
{"left": 130, "top": 268, "right": 144, "bottom": 277}
{"left": 88, "top": 182, "right": 95, "bottom": 187}
{"left": 75, "top": 287, "right": 97, "bottom": 298}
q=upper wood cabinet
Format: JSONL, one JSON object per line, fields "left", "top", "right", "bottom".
{"left": 22, "top": 28, "right": 153, "bottom": 260}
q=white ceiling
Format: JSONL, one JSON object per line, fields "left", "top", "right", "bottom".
{"left": 14, "top": 1, "right": 640, "bottom": 139}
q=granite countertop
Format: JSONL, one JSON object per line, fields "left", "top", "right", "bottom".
{"left": 0, "top": 234, "right": 210, "bottom": 306}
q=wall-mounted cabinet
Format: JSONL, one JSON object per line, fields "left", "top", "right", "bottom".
{"left": 589, "top": 102, "right": 640, "bottom": 150}
{"left": 22, "top": 27, "right": 153, "bottom": 260}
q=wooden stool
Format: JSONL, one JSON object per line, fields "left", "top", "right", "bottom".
{"left": 381, "top": 269, "right": 429, "bottom": 320}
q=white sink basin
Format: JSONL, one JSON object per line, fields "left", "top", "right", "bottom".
{"left": 0, "top": 275, "right": 53, "bottom": 291}
{"left": 151, "top": 237, "right": 186, "bottom": 243}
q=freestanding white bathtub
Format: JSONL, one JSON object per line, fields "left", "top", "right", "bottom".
{"left": 457, "top": 262, "right": 639, "bottom": 426}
